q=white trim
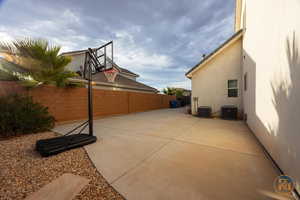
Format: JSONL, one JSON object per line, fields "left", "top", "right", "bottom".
{"left": 186, "top": 31, "right": 243, "bottom": 78}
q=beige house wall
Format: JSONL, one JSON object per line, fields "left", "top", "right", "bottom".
{"left": 65, "top": 54, "right": 85, "bottom": 72}
{"left": 191, "top": 39, "right": 243, "bottom": 116}
{"left": 241, "top": 0, "right": 300, "bottom": 192}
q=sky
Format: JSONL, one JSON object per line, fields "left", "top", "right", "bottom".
{"left": 0, "top": 0, "right": 235, "bottom": 91}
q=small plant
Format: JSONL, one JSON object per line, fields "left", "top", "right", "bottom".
{"left": 0, "top": 94, "right": 55, "bottom": 137}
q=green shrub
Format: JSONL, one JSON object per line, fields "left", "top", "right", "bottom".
{"left": 0, "top": 94, "right": 55, "bottom": 137}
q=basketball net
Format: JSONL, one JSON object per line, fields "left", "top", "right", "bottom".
{"left": 104, "top": 68, "right": 118, "bottom": 82}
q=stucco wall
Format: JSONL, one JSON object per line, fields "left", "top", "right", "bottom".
{"left": 0, "top": 81, "right": 25, "bottom": 96}
{"left": 0, "top": 82, "right": 175, "bottom": 123}
{"left": 241, "top": 0, "right": 300, "bottom": 192}
{"left": 191, "top": 39, "right": 243, "bottom": 116}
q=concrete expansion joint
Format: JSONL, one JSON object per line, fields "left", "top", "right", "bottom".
{"left": 173, "top": 138, "right": 265, "bottom": 158}
{"left": 110, "top": 139, "right": 174, "bottom": 184}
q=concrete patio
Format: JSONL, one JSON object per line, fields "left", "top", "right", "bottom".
{"left": 54, "top": 108, "right": 278, "bottom": 200}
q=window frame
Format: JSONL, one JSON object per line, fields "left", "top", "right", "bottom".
{"left": 227, "top": 79, "right": 238, "bottom": 98}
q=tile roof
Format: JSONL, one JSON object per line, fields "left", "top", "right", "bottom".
{"left": 117, "top": 67, "right": 139, "bottom": 77}
{"left": 75, "top": 71, "right": 158, "bottom": 93}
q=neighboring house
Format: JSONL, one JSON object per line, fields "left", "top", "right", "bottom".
{"left": 186, "top": 0, "right": 300, "bottom": 194}
{"left": 61, "top": 49, "right": 158, "bottom": 93}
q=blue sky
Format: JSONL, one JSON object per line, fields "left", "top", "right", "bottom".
{"left": 0, "top": 0, "right": 235, "bottom": 90}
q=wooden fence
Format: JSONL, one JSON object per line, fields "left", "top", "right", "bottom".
{"left": 0, "top": 81, "right": 175, "bottom": 122}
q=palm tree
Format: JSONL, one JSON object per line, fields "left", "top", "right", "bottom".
{"left": 0, "top": 38, "right": 80, "bottom": 88}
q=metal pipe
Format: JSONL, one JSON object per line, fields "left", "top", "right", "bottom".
{"left": 112, "top": 41, "right": 114, "bottom": 67}
{"left": 88, "top": 55, "right": 93, "bottom": 136}
{"left": 83, "top": 52, "right": 88, "bottom": 79}
{"left": 104, "top": 46, "right": 106, "bottom": 68}
{"left": 95, "top": 41, "right": 112, "bottom": 50}
{"left": 64, "top": 120, "right": 88, "bottom": 136}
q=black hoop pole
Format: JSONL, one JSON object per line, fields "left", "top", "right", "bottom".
{"left": 112, "top": 41, "right": 113, "bottom": 66}
{"left": 86, "top": 41, "right": 114, "bottom": 136}
{"left": 87, "top": 54, "right": 94, "bottom": 136}
{"left": 104, "top": 46, "right": 106, "bottom": 68}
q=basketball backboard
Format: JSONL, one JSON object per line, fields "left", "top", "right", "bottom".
{"left": 83, "top": 41, "right": 114, "bottom": 80}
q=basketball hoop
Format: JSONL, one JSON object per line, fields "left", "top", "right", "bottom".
{"left": 104, "top": 68, "right": 118, "bottom": 82}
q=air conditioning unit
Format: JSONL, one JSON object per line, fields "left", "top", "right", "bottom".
{"left": 221, "top": 105, "right": 238, "bottom": 120}
{"left": 197, "top": 106, "right": 212, "bottom": 118}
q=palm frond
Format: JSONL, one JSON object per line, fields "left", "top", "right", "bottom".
{"left": 0, "top": 38, "right": 78, "bottom": 88}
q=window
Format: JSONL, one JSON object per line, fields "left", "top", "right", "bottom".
{"left": 228, "top": 80, "right": 238, "bottom": 97}
{"left": 244, "top": 73, "right": 247, "bottom": 91}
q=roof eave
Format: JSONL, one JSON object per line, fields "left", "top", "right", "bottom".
{"left": 185, "top": 29, "right": 243, "bottom": 78}
{"left": 68, "top": 78, "right": 158, "bottom": 93}
{"left": 60, "top": 48, "right": 98, "bottom": 56}
{"left": 60, "top": 50, "right": 86, "bottom": 56}
{"left": 120, "top": 71, "right": 139, "bottom": 77}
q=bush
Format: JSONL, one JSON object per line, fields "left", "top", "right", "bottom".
{"left": 0, "top": 94, "right": 55, "bottom": 137}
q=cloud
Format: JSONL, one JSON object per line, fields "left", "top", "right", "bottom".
{"left": 0, "top": 9, "right": 85, "bottom": 51}
{"left": 0, "top": 31, "right": 13, "bottom": 43}
{"left": 113, "top": 30, "right": 173, "bottom": 71}
{"left": 0, "top": 0, "right": 235, "bottom": 89}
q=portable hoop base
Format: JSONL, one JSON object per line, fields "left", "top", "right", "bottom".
{"left": 36, "top": 134, "right": 97, "bottom": 157}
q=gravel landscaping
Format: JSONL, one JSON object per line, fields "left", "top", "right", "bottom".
{"left": 0, "top": 132, "right": 124, "bottom": 200}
